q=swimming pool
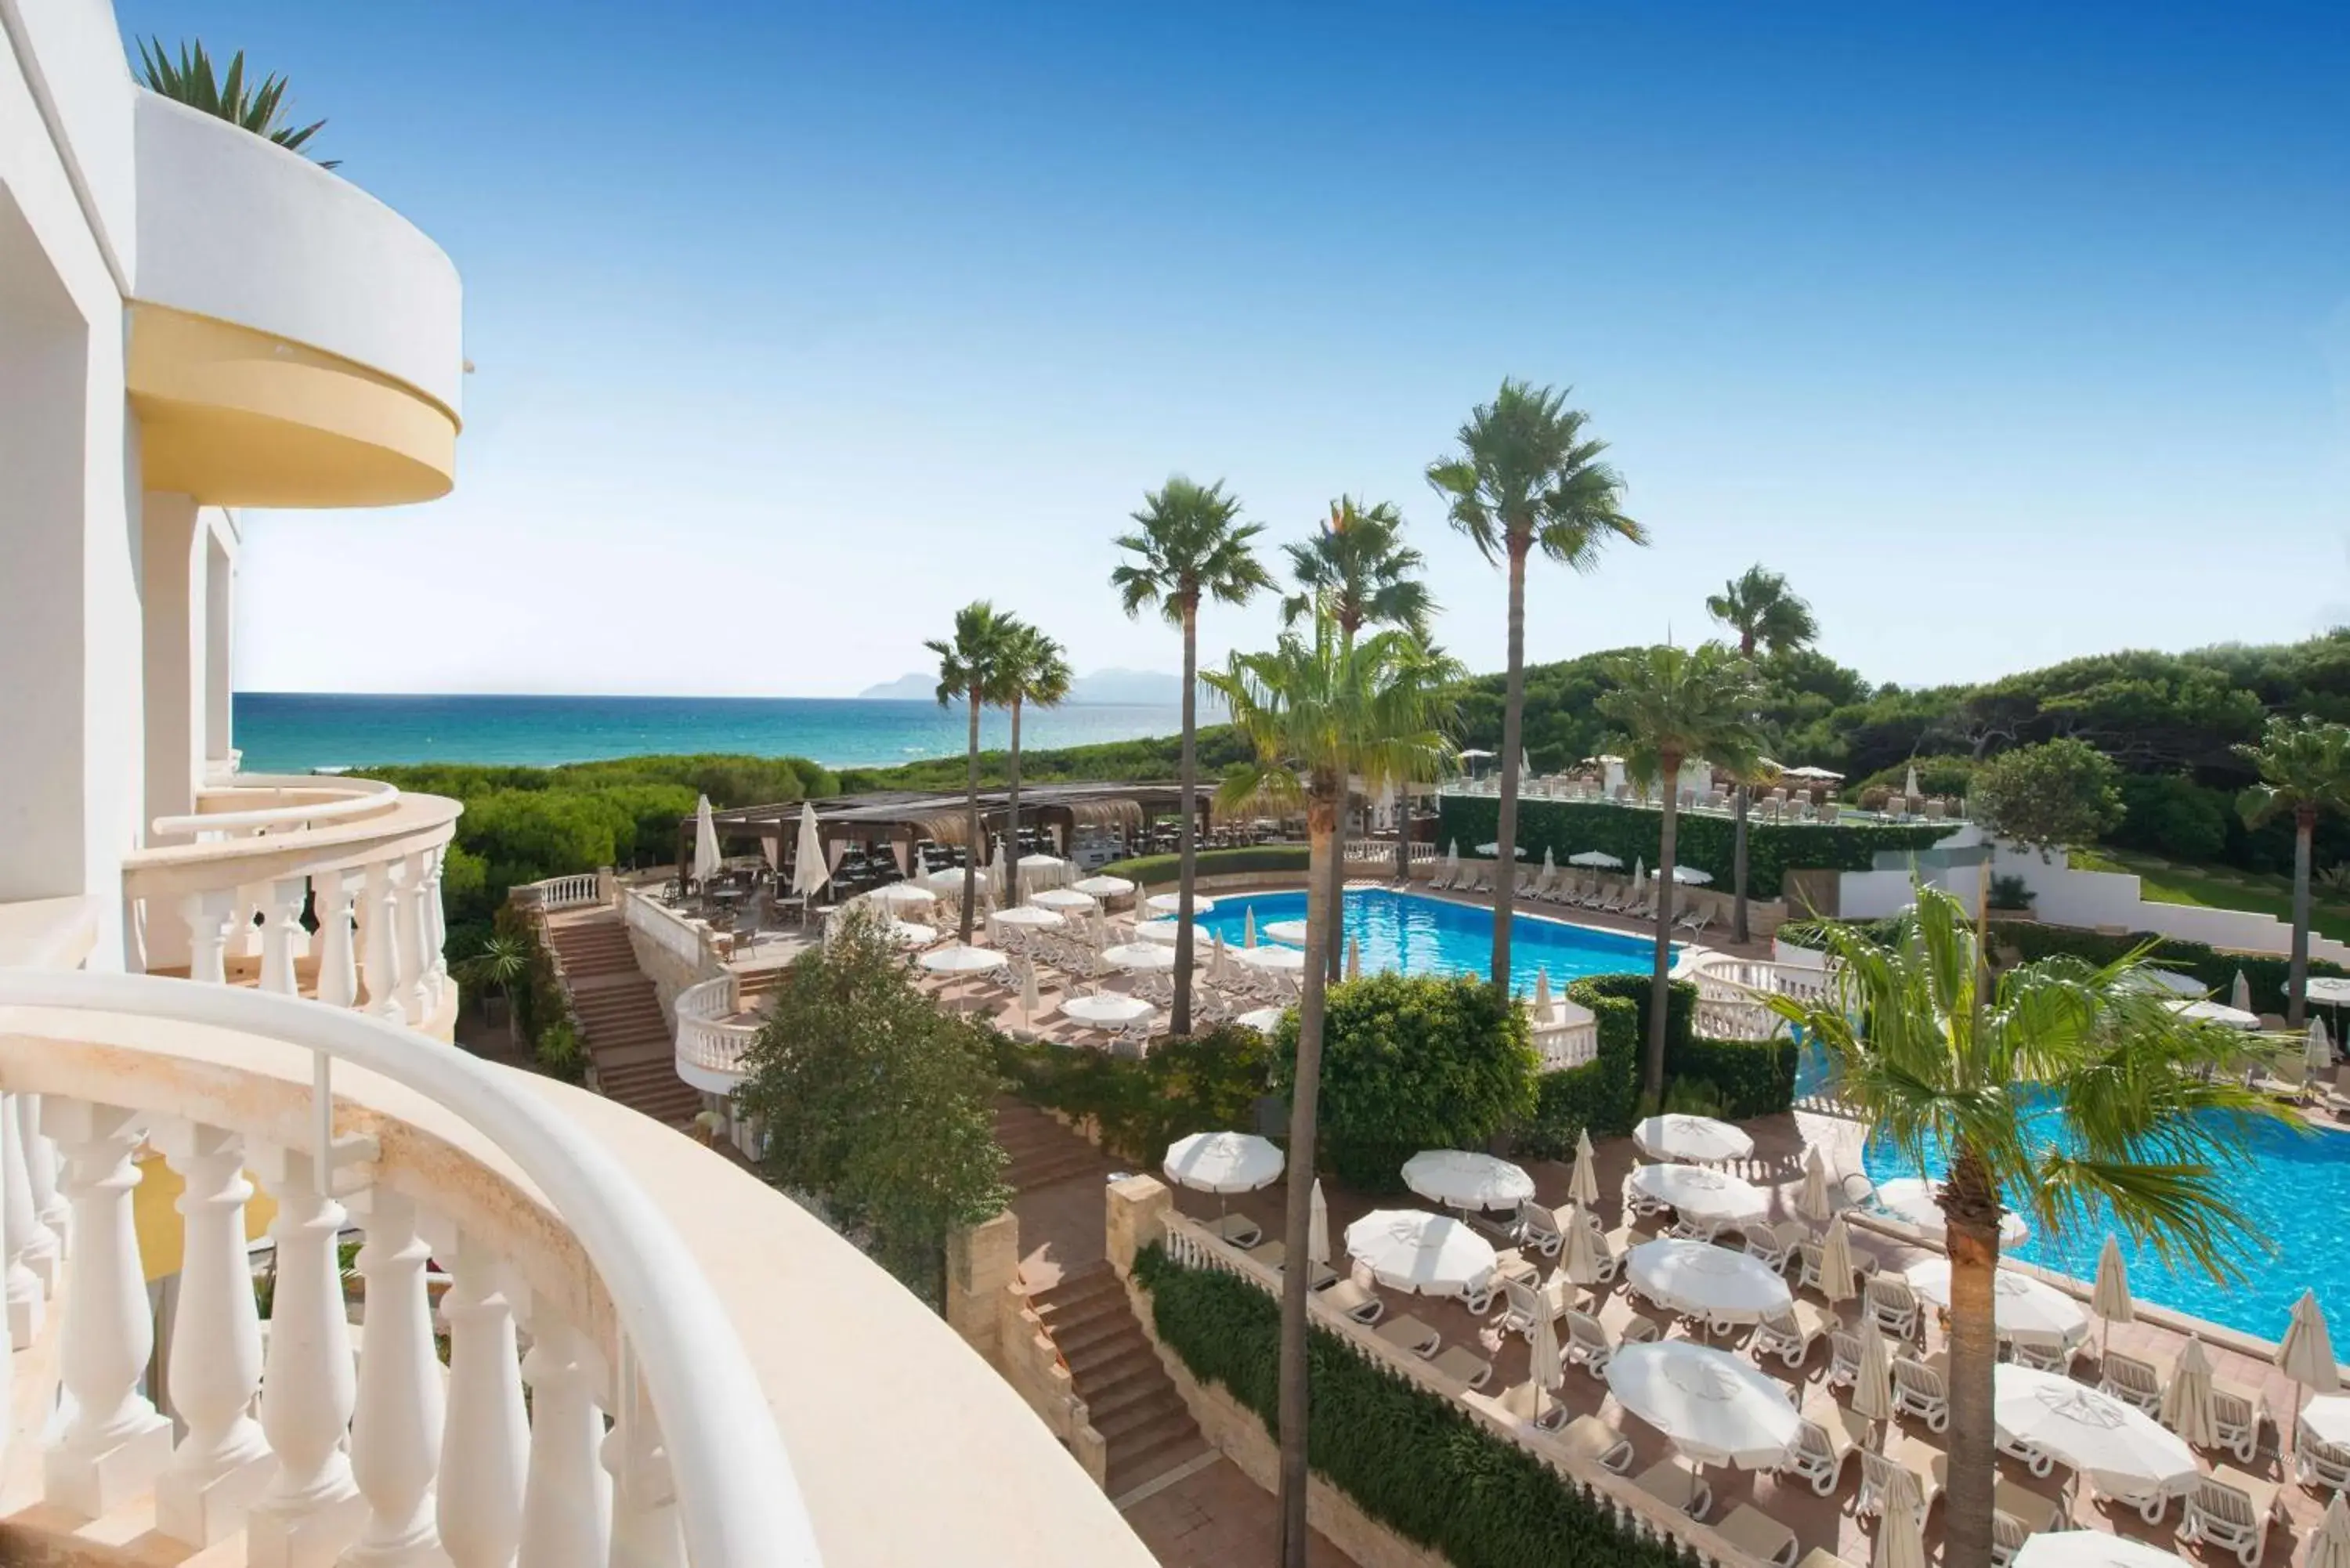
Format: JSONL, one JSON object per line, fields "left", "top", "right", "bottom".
{"left": 1187, "top": 888, "right": 1661, "bottom": 995}
{"left": 1851, "top": 1073, "right": 2320, "bottom": 1344}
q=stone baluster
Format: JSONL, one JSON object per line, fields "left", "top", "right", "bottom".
{"left": 395, "top": 857, "right": 430, "bottom": 1025}
{"left": 345, "top": 1190, "right": 446, "bottom": 1565}
{"left": 601, "top": 1379, "right": 683, "bottom": 1568}
{"left": 42, "top": 1099, "right": 172, "bottom": 1518}
{"left": 153, "top": 1122, "right": 273, "bottom": 1545}
{"left": 362, "top": 860, "right": 406, "bottom": 1021}
{"left": 425, "top": 1223, "right": 528, "bottom": 1568}
{"left": 422, "top": 847, "right": 450, "bottom": 1012}
{"left": 246, "top": 1147, "right": 365, "bottom": 1566}
{"left": 517, "top": 1311, "right": 611, "bottom": 1568}
{"left": 22, "top": 1096, "right": 67, "bottom": 1271}
{"left": 312, "top": 868, "right": 360, "bottom": 1011}
{"left": 2, "top": 1097, "right": 49, "bottom": 1346}
{"left": 258, "top": 876, "right": 308, "bottom": 997}
{"left": 182, "top": 889, "right": 236, "bottom": 986}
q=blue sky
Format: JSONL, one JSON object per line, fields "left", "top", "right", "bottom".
{"left": 122, "top": 1, "right": 2350, "bottom": 697}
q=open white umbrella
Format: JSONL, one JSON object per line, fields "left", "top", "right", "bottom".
{"left": 881, "top": 918, "right": 937, "bottom": 948}
{"left": 917, "top": 944, "right": 1003, "bottom": 977}
{"left": 1633, "top": 1115, "right": 1755, "bottom": 1165}
{"left": 2161, "top": 1334, "right": 2218, "bottom": 1449}
{"left": 1029, "top": 887, "right": 1097, "bottom": 913}
{"left": 1993, "top": 1364, "right": 2196, "bottom": 1502}
{"left": 2233, "top": 970, "right": 2254, "bottom": 1013}
{"left": 1628, "top": 1239, "right": 1792, "bottom": 1330}
{"left": 1560, "top": 1202, "right": 1603, "bottom": 1287}
{"left": 2014, "top": 1537, "right": 2194, "bottom": 1568}
{"left": 1235, "top": 1006, "right": 1285, "bottom": 1033}
{"left": 992, "top": 905, "right": 1065, "bottom": 931}
{"left": 1103, "top": 942, "right": 1176, "bottom": 973}
{"left": 870, "top": 880, "right": 937, "bottom": 909}
{"left": 1626, "top": 1164, "right": 1769, "bottom": 1225}
{"left": 2092, "top": 1234, "right": 2134, "bottom": 1356}
{"left": 2311, "top": 1493, "right": 2350, "bottom": 1568}
{"left": 1853, "top": 1318, "right": 1894, "bottom": 1424}
{"left": 1072, "top": 874, "right": 1135, "bottom": 898}
{"left": 1474, "top": 842, "right": 1524, "bottom": 858}
{"left": 2132, "top": 967, "right": 2207, "bottom": 997}
{"left": 790, "top": 801, "right": 828, "bottom": 900}
{"left": 1567, "top": 850, "right": 1622, "bottom": 869}
{"left": 1603, "top": 1342, "right": 1799, "bottom": 1469}
{"left": 1308, "top": 1180, "right": 1329, "bottom": 1270}
{"left": 1667, "top": 865, "right": 1713, "bottom": 885}
{"left": 1345, "top": 1210, "right": 1496, "bottom": 1299}
{"left": 2280, "top": 1288, "right": 2342, "bottom": 1448}
{"left": 1264, "top": 919, "right": 1309, "bottom": 945}
{"left": 1401, "top": 1151, "right": 1535, "bottom": 1212}
{"left": 1873, "top": 1176, "right": 2029, "bottom": 1246}
{"left": 1796, "top": 1147, "right": 1832, "bottom": 1226}
{"left": 1905, "top": 1260, "right": 2088, "bottom": 1349}
{"left": 1818, "top": 1216, "right": 1859, "bottom": 1306}
{"left": 1345, "top": 935, "right": 1361, "bottom": 981}
{"left": 1164, "top": 1132, "right": 1283, "bottom": 1194}
{"left": 1062, "top": 993, "right": 1155, "bottom": 1029}
{"left": 2312, "top": 977, "right": 2350, "bottom": 1006}
{"left": 693, "top": 794, "right": 723, "bottom": 885}
{"left": 1233, "top": 945, "right": 1305, "bottom": 973}
{"left": 1568, "top": 1129, "right": 1600, "bottom": 1209}
{"left": 1136, "top": 919, "right": 1184, "bottom": 945}
{"left": 1871, "top": 1464, "right": 1926, "bottom": 1568}
{"left": 2167, "top": 997, "right": 2261, "bottom": 1029}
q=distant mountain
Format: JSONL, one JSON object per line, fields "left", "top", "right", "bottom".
{"left": 859, "top": 667, "right": 1219, "bottom": 712}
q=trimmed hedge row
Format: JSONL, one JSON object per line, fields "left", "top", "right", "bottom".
{"left": 1437, "top": 795, "right": 1946, "bottom": 897}
{"left": 1520, "top": 974, "right": 1792, "bottom": 1157}
{"left": 1131, "top": 1245, "right": 1693, "bottom": 1568}
{"left": 1098, "top": 845, "right": 1312, "bottom": 887}
{"left": 993, "top": 1027, "right": 1274, "bottom": 1164}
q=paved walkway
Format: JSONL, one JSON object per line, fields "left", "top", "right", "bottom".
{"left": 1122, "top": 1457, "right": 1354, "bottom": 1567}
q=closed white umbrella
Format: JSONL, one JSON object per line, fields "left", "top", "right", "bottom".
{"left": 1560, "top": 1202, "right": 1603, "bottom": 1287}
{"left": 1532, "top": 969, "right": 1553, "bottom": 1013}
{"left": 1444, "top": 841, "right": 1459, "bottom": 881}
{"left": 1904, "top": 1260, "right": 2088, "bottom": 1349}
{"left": 1818, "top": 1216, "right": 1860, "bottom": 1306}
{"left": 2280, "top": 1289, "right": 2342, "bottom": 1446}
{"left": 693, "top": 794, "right": 723, "bottom": 884}
{"left": 1626, "top": 1164, "right": 1769, "bottom": 1225}
{"left": 992, "top": 840, "right": 1013, "bottom": 901}
{"left": 1568, "top": 1129, "right": 1600, "bottom": 1209}
{"left": 2312, "top": 1016, "right": 2337, "bottom": 1074}
{"left": 789, "top": 802, "right": 828, "bottom": 900}
{"left": 1072, "top": 874, "right": 1135, "bottom": 898}
{"left": 1993, "top": 1364, "right": 2196, "bottom": 1501}
{"left": 1631, "top": 857, "right": 1644, "bottom": 885}
{"left": 1903, "top": 764, "right": 1920, "bottom": 800}
{"left": 2233, "top": 970, "right": 2254, "bottom": 1013}
{"left": 1853, "top": 1318, "right": 1894, "bottom": 1425}
{"left": 1874, "top": 1176, "right": 2029, "bottom": 1246}
{"left": 1345, "top": 935, "right": 1361, "bottom": 981}
{"left": 1020, "top": 962, "right": 1041, "bottom": 1024}
{"left": 1871, "top": 1464, "right": 1926, "bottom": 1568}
{"left": 1401, "top": 1151, "right": 1535, "bottom": 1212}
{"left": 1209, "top": 929, "right": 1227, "bottom": 981}
{"left": 1308, "top": 1180, "right": 1329, "bottom": 1270}
{"left": 1527, "top": 1288, "right": 1562, "bottom": 1424}
{"left": 1633, "top": 1115, "right": 1755, "bottom": 1165}
{"left": 2311, "top": 1493, "right": 2350, "bottom": 1568}
{"left": 1542, "top": 846, "right": 1556, "bottom": 882}
{"left": 1344, "top": 1210, "right": 1497, "bottom": 1298}
{"left": 1244, "top": 907, "right": 1257, "bottom": 948}
{"left": 1627, "top": 1239, "right": 1792, "bottom": 1329}
{"left": 1603, "top": 1342, "right": 1799, "bottom": 1469}
{"left": 1164, "top": 1132, "right": 1284, "bottom": 1195}
{"left": 2092, "top": 1234, "right": 2134, "bottom": 1357}
{"left": 2161, "top": 1334, "right": 2218, "bottom": 1449}
{"left": 2014, "top": 1537, "right": 2193, "bottom": 1568}
{"left": 1567, "top": 850, "right": 1622, "bottom": 869}
{"left": 1796, "top": 1147, "right": 1832, "bottom": 1225}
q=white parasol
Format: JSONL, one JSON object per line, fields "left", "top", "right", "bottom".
{"left": 1903, "top": 764, "right": 1920, "bottom": 800}
{"left": 1567, "top": 850, "right": 1622, "bottom": 869}
{"left": 1853, "top": 1317, "right": 1894, "bottom": 1424}
{"left": 2233, "top": 970, "right": 2254, "bottom": 1013}
{"left": 2169, "top": 998, "right": 2261, "bottom": 1029}
{"left": 1264, "top": 919, "right": 1309, "bottom": 945}
{"left": 1064, "top": 993, "right": 1155, "bottom": 1029}
{"left": 1401, "top": 1151, "right": 1535, "bottom": 1212}
{"left": 2311, "top": 977, "right": 2350, "bottom": 1006}
{"left": 916, "top": 944, "right": 1003, "bottom": 976}
{"left": 2312, "top": 1016, "right": 2337, "bottom": 1074}
{"left": 1102, "top": 942, "right": 1176, "bottom": 973}
{"left": 2092, "top": 1234, "right": 2134, "bottom": 1356}
{"left": 1344, "top": 1210, "right": 1497, "bottom": 1299}
{"left": 1020, "top": 961, "right": 1041, "bottom": 1024}
{"left": 1873, "top": 1176, "right": 2029, "bottom": 1246}
{"left": 693, "top": 794, "right": 723, "bottom": 884}
{"left": 1667, "top": 866, "right": 1713, "bottom": 885}
{"left": 2312, "top": 1493, "right": 2350, "bottom": 1568}
{"left": 870, "top": 880, "right": 937, "bottom": 909}
{"left": 882, "top": 919, "right": 936, "bottom": 948}
{"left": 1817, "top": 1216, "right": 1860, "bottom": 1306}
{"left": 1631, "top": 857, "right": 1645, "bottom": 884}
{"left": 791, "top": 801, "right": 828, "bottom": 899}
{"left": 1626, "top": 1164, "right": 1769, "bottom": 1224}
{"left": 1346, "top": 935, "right": 1361, "bottom": 981}
{"left": 1163, "top": 1132, "right": 1283, "bottom": 1195}
{"left": 1308, "top": 1180, "right": 1329, "bottom": 1270}
{"left": 1904, "top": 1260, "right": 2088, "bottom": 1349}
{"left": 2161, "top": 1334, "right": 2218, "bottom": 1450}
{"left": 1633, "top": 1115, "right": 1755, "bottom": 1165}
{"left": 1144, "top": 892, "right": 1214, "bottom": 917}
{"left": 1567, "top": 1129, "right": 1600, "bottom": 1209}
{"left": 1992, "top": 1364, "right": 2196, "bottom": 1502}
{"left": 1443, "top": 841, "right": 1459, "bottom": 882}
{"left": 1560, "top": 1202, "right": 1603, "bottom": 1287}
{"left": 1627, "top": 1239, "right": 1791, "bottom": 1328}
{"left": 1872, "top": 1463, "right": 1926, "bottom": 1568}
{"left": 1135, "top": 919, "right": 1184, "bottom": 945}
{"left": 1603, "top": 1342, "right": 1799, "bottom": 1469}
{"left": 991, "top": 905, "right": 1065, "bottom": 932}
{"left": 2014, "top": 1536, "right": 2194, "bottom": 1568}
{"left": 2280, "top": 1289, "right": 2342, "bottom": 1445}
{"left": 1233, "top": 945, "right": 1305, "bottom": 973}
{"left": 1029, "top": 887, "right": 1097, "bottom": 913}
{"left": 1208, "top": 928, "right": 1226, "bottom": 980}
{"left": 1532, "top": 969, "right": 1553, "bottom": 1013}
{"left": 1235, "top": 1006, "right": 1286, "bottom": 1033}
{"left": 1072, "top": 874, "right": 1135, "bottom": 898}
{"left": 1796, "top": 1146, "right": 1832, "bottom": 1225}
{"left": 1243, "top": 907, "right": 1257, "bottom": 947}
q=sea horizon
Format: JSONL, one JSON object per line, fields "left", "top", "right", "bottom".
{"left": 233, "top": 691, "right": 1191, "bottom": 774}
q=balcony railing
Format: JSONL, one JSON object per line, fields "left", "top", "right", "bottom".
{"left": 1687, "top": 951, "right": 1831, "bottom": 1042}
{"left": 121, "top": 775, "right": 462, "bottom": 1037}
{"left": 676, "top": 973, "right": 758, "bottom": 1093}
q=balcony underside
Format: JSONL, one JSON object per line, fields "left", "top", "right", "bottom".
{"left": 128, "top": 303, "right": 457, "bottom": 508}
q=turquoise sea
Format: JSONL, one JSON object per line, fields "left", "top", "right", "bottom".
{"left": 233, "top": 693, "right": 1188, "bottom": 774}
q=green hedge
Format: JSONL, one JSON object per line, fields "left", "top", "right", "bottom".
{"left": 1099, "top": 845, "right": 1311, "bottom": 887}
{"left": 993, "top": 1027, "right": 1274, "bottom": 1163}
{"left": 1519, "top": 974, "right": 1791, "bottom": 1156}
{"left": 1131, "top": 1245, "right": 1692, "bottom": 1568}
{"left": 1437, "top": 795, "right": 1945, "bottom": 897}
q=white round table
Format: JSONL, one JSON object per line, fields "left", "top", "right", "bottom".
{"left": 1144, "top": 893, "right": 1215, "bottom": 918}
{"left": 1628, "top": 1163, "right": 1770, "bottom": 1225}
{"left": 917, "top": 945, "right": 1005, "bottom": 976}
{"left": 1264, "top": 919, "right": 1310, "bottom": 945}
{"left": 1628, "top": 1239, "right": 1792, "bottom": 1328}
{"left": 1232, "top": 946, "right": 1305, "bottom": 973}
{"left": 1062, "top": 992, "right": 1155, "bottom": 1029}
{"left": 1102, "top": 943, "right": 1176, "bottom": 973}
{"left": 1906, "top": 1260, "right": 2088, "bottom": 1349}
{"left": 1235, "top": 1006, "right": 1288, "bottom": 1033}
{"left": 1029, "top": 887, "right": 1098, "bottom": 912}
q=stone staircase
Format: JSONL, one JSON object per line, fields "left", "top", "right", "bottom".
{"left": 993, "top": 1098, "right": 1119, "bottom": 1193}
{"left": 544, "top": 912, "right": 703, "bottom": 1128}
{"left": 1029, "top": 1260, "right": 1210, "bottom": 1501}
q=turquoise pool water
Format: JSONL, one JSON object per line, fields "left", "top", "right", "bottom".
{"left": 1188, "top": 888, "right": 1661, "bottom": 995}
{"left": 1846, "top": 1062, "right": 2318, "bottom": 1343}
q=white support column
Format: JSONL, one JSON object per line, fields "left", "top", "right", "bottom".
{"left": 259, "top": 875, "right": 308, "bottom": 997}
{"left": 423, "top": 847, "right": 450, "bottom": 1012}
{"left": 42, "top": 1099, "right": 172, "bottom": 1519}
{"left": 182, "top": 889, "right": 235, "bottom": 986}
{"left": 363, "top": 860, "right": 405, "bottom": 1021}
{"left": 601, "top": 1377, "right": 683, "bottom": 1568}
{"left": 516, "top": 1313, "right": 610, "bottom": 1568}
{"left": 425, "top": 1224, "right": 527, "bottom": 1568}
{"left": 153, "top": 1121, "right": 273, "bottom": 1545}
{"left": 2, "top": 1096, "right": 49, "bottom": 1346}
{"left": 397, "top": 852, "right": 432, "bottom": 1024}
{"left": 247, "top": 1147, "right": 365, "bottom": 1567}
{"left": 344, "top": 1190, "right": 446, "bottom": 1566}
{"left": 313, "top": 868, "right": 360, "bottom": 1011}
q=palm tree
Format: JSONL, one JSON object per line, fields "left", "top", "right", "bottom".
{"left": 925, "top": 602, "right": 1016, "bottom": 944}
{"left": 1281, "top": 497, "right": 1437, "bottom": 978}
{"left": 1763, "top": 888, "right": 2279, "bottom": 1568}
{"left": 136, "top": 38, "right": 337, "bottom": 168}
{"left": 1112, "top": 477, "right": 1272, "bottom": 1035}
{"left": 1427, "top": 381, "right": 1646, "bottom": 987}
{"left": 2236, "top": 715, "right": 2350, "bottom": 1027}
{"left": 994, "top": 621, "right": 1073, "bottom": 909}
{"left": 451, "top": 934, "right": 530, "bottom": 1031}
{"left": 1595, "top": 643, "right": 1766, "bottom": 1101}
{"left": 1206, "top": 620, "right": 1459, "bottom": 1568}
{"left": 1705, "top": 565, "right": 1819, "bottom": 945}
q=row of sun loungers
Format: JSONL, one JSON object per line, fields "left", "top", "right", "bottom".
{"left": 1422, "top": 864, "right": 1717, "bottom": 934}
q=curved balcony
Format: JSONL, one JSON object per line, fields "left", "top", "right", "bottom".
{"left": 676, "top": 974, "right": 759, "bottom": 1095}
{"left": 128, "top": 89, "right": 462, "bottom": 508}
{"left": 0, "top": 971, "right": 1151, "bottom": 1565}
{"left": 1686, "top": 950, "right": 1832, "bottom": 1042}
{"left": 123, "top": 775, "right": 465, "bottom": 1041}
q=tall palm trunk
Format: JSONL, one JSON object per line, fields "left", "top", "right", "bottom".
{"left": 1642, "top": 761, "right": 1680, "bottom": 1102}
{"left": 1491, "top": 537, "right": 1529, "bottom": 988}
{"left": 1325, "top": 825, "right": 1347, "bottom": 982}
{"left": 2290, "top": 806, "right": 2315, "bottom": 1028}
{"left": 1172, "top": 600, "right": 1199, "bottom": 1037}
{"left": 1939, "top": 1143, "right": 2003, "bottom": 1568}
{"left": 958, "top": 686, "right": 982, "bottom": 944}
{"left": 1277, "top": 783, "right": 1339, "bottom": 1568}
{"left": 1730, "top": 785, "right": 1752, "bottom": 944}
{"left": 1004, "top": 699, "right": 1025, "bottom": 909}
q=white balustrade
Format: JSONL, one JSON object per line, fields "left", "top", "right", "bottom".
{"left": 346, "top": 1190, "right": 446, "bottom": 1564}
{"left": 154, "top": 1121, "right": 273, "bottom": 1545}
{"left": 518, "top": 1310, "right": 612, "bottom": 1568}
{"left": 16, "top": 1094, "right": 63, "bottom": 1289}
{"left": 396, "top": 854, "right": 431, "bottom": 1024}
{"left": 363, "top": 858, "right": 405, "bottom": 1021}
{"left": 674, "top": 974, "right": 757, "bottom": 1087}
{"left": 428, "top": 1227, "right": 529, "bottom": 1568}
{"left": 246, "top": 1146, "right": 365, "bottom": 1564}
{"left": 313, "top": 867, "right": 360, "bottom": 1011}
{"left": 2, "top": 1097, "right": 48, "bottom": 1346}
{"left": 624, "top": 888, "right": 716, "bottom": 974}
{"left": 526, "top": 873, "right": 606, "bottom": 911}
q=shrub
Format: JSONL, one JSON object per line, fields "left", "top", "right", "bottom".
{"left": 1859, "top": 784, "right": 1890, "bottom": 811}
{"left": 1516, "top": 974, "right": 1791, "bottom": 1156}
{"left": 995, "top": 1025, "right": 1274, "bottom": 1163}
{"left": 2110, "top": 773, "right": 2232, "bottom": 862}
{"left": 1097, "top": 845, "right": 1311, "bottom": 887}
{"left": 1987, "top": 873, "right": 2035, "bottom": 911}
{"left": 1969, "top": 736, "right": 2125, "bottom": 852}
{"left": 1435, "top": 796, "right": 1943, "bottom": 899}
{"left": 1131, "top": 1245, "right": 1694, "bottom": 1568}
{"left": 1274, "top": 974, "right": 1536, "bottom": 1191}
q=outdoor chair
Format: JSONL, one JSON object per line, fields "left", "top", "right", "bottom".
{"left": 2296, "top": 1423, "right": 2350, "bottom": 1494}
{"left": 1319, "top": 1278, "right": 1383, "bottom": 1325}
{"left": 1470, "top": 1205, "right": 1531, "bottom": 1250}
{"left": 2212, "top": 1381, "right": 2267, "bottom": 1465}
{"left": 1781, "top": 1400, "right": 1866, "bottom": 1496}
{"left": 1826, "top": 1328, "right": 1862, "bottom": 1389}
{"left": 1581, "top": 1217, "right": 1628, "bottom": 1283}
{"left": 2099, "top": 1350, "right": 2164, "bottom": 1414}
{"left": 1374, "top": 1314, "right": 1441, "bottom": 1357}
{"left": 2182, "top": 1467, "right": 2283, "bottom": 1568}
{"left": 1864, "top": 1273, "right": 1922, "bottom": 1341}
{"left": 1467, "top": 866, "right": 1493, "bottom": 894}
{"left": 1548, "top": 1414, "right": 1633, "bottom": 1475}
{"left": 1890, "top": 1351, "right": 1952, "bottom": 1433}
{"left": 1563, "top": 1309, "right": 1638, "bottom": 1378}
{"left": 2009, "top": 1338, "right": 2080, "bottom": 1375}
{"left": 1754, "top": 1300, "right": 1835, "bottom": 1369}
{"left": 1795, "top": 1240, "right": 1828, "bottom": 1296}
{"left": 1496, "top": 1276, "right": 1564, "bottom": 1339}
{"left": 1743, "top": 1220, "right": 1808, "bottom": 1274}
{"left": 1990, "top": 1480, "right": 2058, "bottom": 1567}
{"left": 1518, "top": 1200, "right": 1567, "bottom": 1258}
{"left": 1717, "top": 1505, "right": 1799, "bottom": 1568}
{"left": 1203, "top": 1212, "right": 1262, "bottom": 1249}
{"left": 1430, "top": 1346, "right": 1493, "bottom": 1389}
{"left": 1631, "top": 1458, "right": 1712, "bottom": 1523}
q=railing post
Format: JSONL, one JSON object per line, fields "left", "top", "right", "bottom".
{"left": 313, "top": 867, "right": 360, "bottom": 1011}
{"left": 152, "top": 1120, "right": 273, "bottom": 1545}
{"left": 16, "top": 1093, "right": 63, "bottom": 1288}
{"left": 363, "top": 860, "right": 406, "bottom": 1021}
{"left": 245, "top": 1146, "right": 366, "bottom": 1566}
{"left": 602, "top": 1343, "right": 685, "bottom": 1568}
{"left": 42, "top": 1099, "right": 173, "bottom": 1519}
{"left": 424, "top": 846, "right": 450, "bottom": 1013}
{"left": 182, "top": 889, "right": 235, "bottom": 986}
{"left": 398, "top": 853, "right": 432, "bottom": 1024}
{"left": 2, "top": 1096, "right": 49, "bottom": 1346}
{"left": 259, "top": 876, "right": 309, "bottom": 996}
{"left": 421, "top": 1221, "right": 528, "bottom": 1568}
{"left": 517, "top": 1310, "right": 613, "bottom": 1568}
{"left": 345, "top": 1188, "right": 446, "bottom": 1564}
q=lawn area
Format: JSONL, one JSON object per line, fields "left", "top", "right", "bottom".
{"left": 2075, "top": 847, "right": 2350, "bottom": 947}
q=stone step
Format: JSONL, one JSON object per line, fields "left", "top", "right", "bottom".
{"left": 1090, "top": 1383, "right": 1188, "bottom": 1443}
{"left": 1107, "top": 1426, "right": 1213, "bottom": 1501}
